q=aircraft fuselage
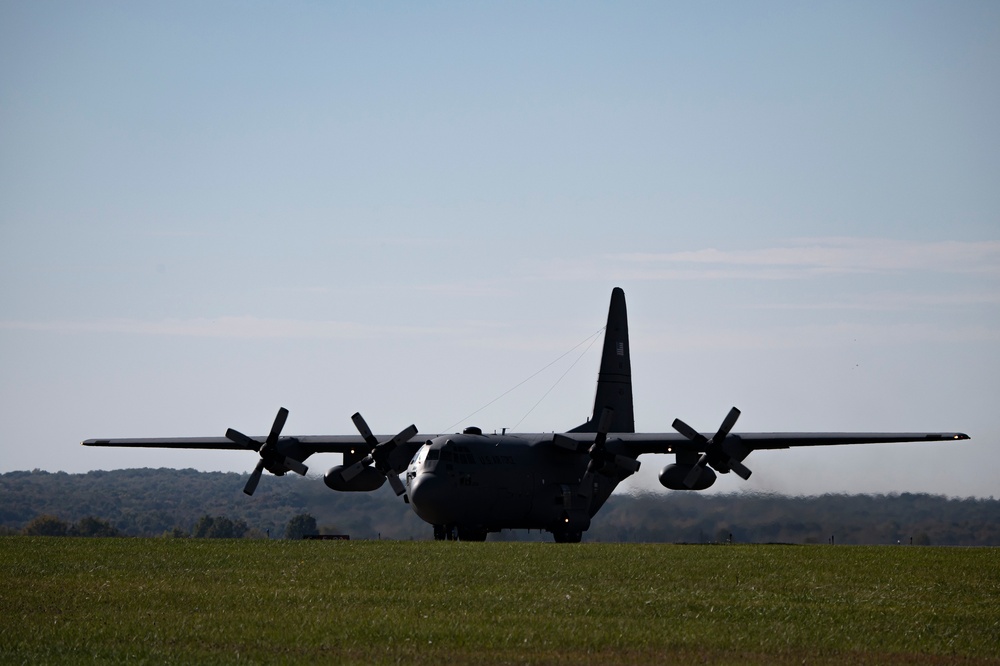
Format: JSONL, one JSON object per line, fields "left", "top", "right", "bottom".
{"left": 404, "top": 429, "right": 625, "bottom": 541}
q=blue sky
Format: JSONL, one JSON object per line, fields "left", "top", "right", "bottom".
{"left": 1, "top": 1, "right": 997, "bottom": 498}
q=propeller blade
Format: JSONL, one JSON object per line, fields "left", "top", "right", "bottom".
{"left": 392, "top": 424, "right": 418, "bottom": 447}
{"left": 614, "top": 454, "right": 641, "bottom": 474}
{"left": 713, "top": 407, "right": 741, "bottom": 443}
{"left": 284, "top": 456, "right": 308, "bottom": 476}
{"left": 370, "top": 424, "right": 418, "bottom": 472}
{"left": 226, "top": 428, "right": 259, "bottom": 451}
{"left": 672, "top": 418, "right": 706, "bottom": 444}
{"left": 351, "top": 412, "right": 379, "bottom": 447}
{"left": 597, "top": 407, "right": 614, "bottom": 434}
{"left": 684, "top": 454, "right": 709, "bottom": 488}
{"left": 729, "top": 458, "right": 752, "bottom": 480}
{"left": 386, "top": 473, "right": 406, "bottom": 496}
{"left": 553, "top": 434, "right": 585, "bottom": 452}
{"left": 675, "top": 407, "right": 751, "bottom": 484}
{"left": 593, "top": 407, "right": 613, "bottom": 449}
{"left": 340, "top": 457, "right": 371, "bottom": 482}
{"left": 243, "top": 459, "right": 265, "bottom": 496}
{"left": 348, "top": 414, "right": 416, "bottom": 502}
{"left": 265, "top": 407, "right": 289, "bottom": 448}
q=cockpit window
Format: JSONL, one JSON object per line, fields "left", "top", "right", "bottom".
{"left": 427, "top": 449, "right": 440, "bottom": 461}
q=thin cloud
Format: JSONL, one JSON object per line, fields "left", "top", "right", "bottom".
{"left": 0, "top": 317, "right": 449, "bottom": 340}
{"left": 143, "top": 229, "right": 215, "bottom": 239}
{"left": 610, "top": 238, "right": 1000, "bottom": 279}
{"left": 410, "top": 282, "right": 517, "bottom": 298}
{"left": 634, "top": 321, "right": 1000, "bottom": 353}
{"left": 747, "top": 291, "right": 1000, "bottom": 312}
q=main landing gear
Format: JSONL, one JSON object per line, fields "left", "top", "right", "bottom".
{"left": 433, "top": 524, "right": 488, "bottom": 541}
{"left": 433, "top": 525, "right": 582, "bottom": 542}
{"left": 552, "top": 529, "right": 583, "bottom": 543}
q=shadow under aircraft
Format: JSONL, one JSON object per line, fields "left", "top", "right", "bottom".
{"left": 84, "top": 288, "right": 968, "bottom": 542}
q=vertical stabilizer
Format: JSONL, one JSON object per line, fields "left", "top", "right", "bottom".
{"left": 569, "top": 287, "right": 635, "bottom": 434}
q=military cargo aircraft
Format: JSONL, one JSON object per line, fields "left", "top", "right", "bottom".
{"left": 84, "top": 288, "right": 968, "bottom": 542}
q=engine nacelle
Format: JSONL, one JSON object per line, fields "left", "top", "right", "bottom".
{"left": 659, "top": 463, "right": 716, "bottom": 491}
{"left": 324, "top": 465, "right": 386, "bottom": 492}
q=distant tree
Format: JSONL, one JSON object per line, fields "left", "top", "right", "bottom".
{"left": 192, "top": 515, "right": 249, "bottom": 538}
{"left": 22, "top": 514, "right": 69, "bottom": 536}
{"left": 192, "top": 515, "right": 215, "bottom": 538}
{"left": 230, "top": 518, "right": 249, "bottom": 538}
{"left": 285, "top": 513, "right": 317, "bottom": 539}
{"left": 71, "top": 517, "right": 119, "bottom": 537}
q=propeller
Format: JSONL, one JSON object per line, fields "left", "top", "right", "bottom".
{"left": 671, "top": 406, "right": 751, "bottom": 489}
{"left": 225, "top": 407, "right": 308, "bottom": 496}
{"left": 576, "top": 408, "right": 641, "bottom": 501}
{"left": 339, "top": 412, "right": 417, "bottom": 497}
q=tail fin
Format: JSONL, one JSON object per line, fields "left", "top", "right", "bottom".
{"left": 568, "top": 287, "right": 635, "bottom": 434}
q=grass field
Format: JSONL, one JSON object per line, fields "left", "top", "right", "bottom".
{"left": 1, "top": 538, "right": 997, "bottom": 665}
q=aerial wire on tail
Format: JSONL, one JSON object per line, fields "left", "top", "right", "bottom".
{"left": 508, "top": 330, "right": 603, "bottom": 432}
{"left": 443, "top": 326, "right": 605, "bottom": 433}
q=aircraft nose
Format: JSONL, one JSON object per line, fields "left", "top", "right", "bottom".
{"left": 409, "top": 473, "right": 454, "bottom": 525}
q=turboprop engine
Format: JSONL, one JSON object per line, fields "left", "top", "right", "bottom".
{"left": 324, "top": 465, "right": 386, "bottom": 492}
{"left": 659, "top": 463, "right": 716, "bottom": 490}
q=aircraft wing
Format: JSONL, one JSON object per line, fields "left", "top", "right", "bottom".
{"left": 85, "top": 431, "right": 969, "bottom": 457}
{"left": 82, "top": 434, "right": 428, "bottom": 457}
{"left": 82, "top": 433, "right": 430, "bottom": 491}
{"left": 83, "top": 435, "right": 368, "bottom": 453}
{"left": 732, "top": 432, "right": 969, "bottom": 449}
{"left": 615, "top": 431, "right": 969, "bottom": 455}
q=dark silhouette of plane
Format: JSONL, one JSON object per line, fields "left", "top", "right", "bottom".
{"left": 84, "top": 288, "right": 968, "bottom": 542}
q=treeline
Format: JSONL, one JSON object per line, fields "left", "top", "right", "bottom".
{"left": 589, "top": 491, "right": 1000, "bottom": 546}
{"left": 17, "top": 514, "right": 122, "bottom": 537}
{"left": 1, "top": 468, "right": 998, "bottom": 544}
{"left": 0, "top": 468, "right": 422, "bottom": 540}
{"left": 8, "top": 511, "right": 321, "bottom": 540}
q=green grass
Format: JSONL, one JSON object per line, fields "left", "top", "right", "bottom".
{"left": 1, "top": 538, "right": 998, "bottom": 664}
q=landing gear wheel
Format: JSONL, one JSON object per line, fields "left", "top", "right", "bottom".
{"left": 552, "top": 530, "right": 583, "bottom": 543}
{"left": 433, "top": 524, "right": 458, "bottom": 540}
